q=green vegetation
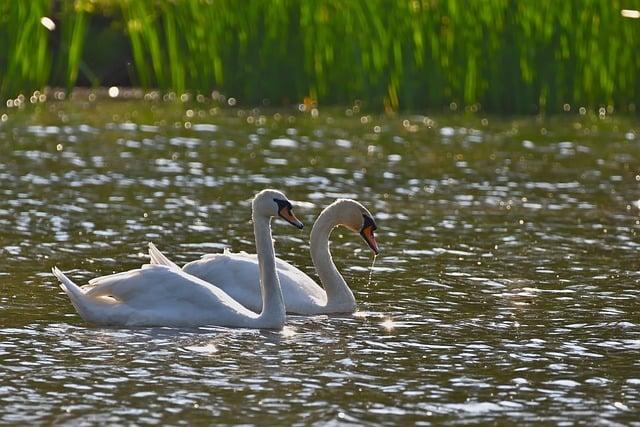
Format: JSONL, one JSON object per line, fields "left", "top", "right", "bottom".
{"left": 1, "top": 0, "right": 640, "bottom": 113}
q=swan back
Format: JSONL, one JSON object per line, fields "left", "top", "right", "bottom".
{"left": 64, "top": 264, "right": 261, "bottom": 327}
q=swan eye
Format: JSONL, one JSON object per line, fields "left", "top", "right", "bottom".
{"left": 360, "top": 214, "right": 377, "bottom": 232}
{"left": 273, "top": 198, "right": 292, "bottom": 211}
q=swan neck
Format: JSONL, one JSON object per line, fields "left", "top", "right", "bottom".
{"left": 253, "top": 214, "right": 286, "bottom": 326}
{"left": 310, "top": 207, "right": 356, "bottom": 311}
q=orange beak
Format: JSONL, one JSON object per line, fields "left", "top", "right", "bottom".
{"left": 360, "top": 225, "right": 379, "bottom": 255}
{"left": 278, "top": 206, "right": 304, "bottom": 229}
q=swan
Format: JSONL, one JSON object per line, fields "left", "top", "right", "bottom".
{"left": 51, "top": 189, "right": 304, "bottom": 329}
{"left": 148, "top": 199, "right": 379, "bottom": 315}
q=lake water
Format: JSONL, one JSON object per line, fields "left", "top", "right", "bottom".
{"left": 0, "top": 98, "right": 639, "bottom": 425}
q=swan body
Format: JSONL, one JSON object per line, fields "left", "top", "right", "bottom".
{"left": 52, "top": 264, "right": 271, "bottom": 328}
{"left": 148, "top": 248, "right": 326, "bottom": 314}
{"left": 149, "top": 199, "right": 379, "bottom": 315}
{"left": 52, "top": 189, "right": 303, "bottom": 329}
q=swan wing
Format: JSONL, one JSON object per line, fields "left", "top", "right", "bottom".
{"left": 182, "top": 253, "right": 265, "bottom": 311}
{"left": 85, "top": 264, "right": 253, "bottom": 314}
{"left": 183, "top": 251, "right": 326, "bottom": 313}
{"left": 56, "top": 265, "right": 259, "bottom": 327}
{"left": 147, "top": 242, "right": 180, "bottom": 269}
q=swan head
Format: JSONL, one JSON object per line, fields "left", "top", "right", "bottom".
{"left": 253, "top": 189, "right": 304, "bottom": 229}
{"left": 332, "top": 199, "right": 379, "bottom": 255}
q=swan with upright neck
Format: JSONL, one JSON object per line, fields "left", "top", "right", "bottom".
{"left": 52, "top": 189, "right": 303, "bottom": 329}
{"left": 148, "top": 199, "right": 379, "bottom": 315}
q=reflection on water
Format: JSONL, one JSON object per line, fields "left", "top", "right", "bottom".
{"left": 0, "top": 100, "right": 639, "bottom": 424}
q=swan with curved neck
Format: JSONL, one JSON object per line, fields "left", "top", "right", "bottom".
{"left": 52, "top": 189, "right": 303, "bottom": 329}
{"left": 148, "top": 199, "right": 379, "bottom": 315}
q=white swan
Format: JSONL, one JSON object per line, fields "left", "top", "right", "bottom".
{"left": 148, "top": 199, "right": 379, "bottom": 315}
{"left": 51, "top": 189, "right": 304, "bottom": 329}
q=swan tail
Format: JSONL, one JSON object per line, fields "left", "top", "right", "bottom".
{"left": 52, "top": 267, "right": 104, "bottom": 322}
{"left": 148, "top": 242, "right": 180, "bottom": 270}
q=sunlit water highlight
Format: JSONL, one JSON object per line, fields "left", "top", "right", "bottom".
{"left": 0, "top": 100, "right": 639, "bottom": 424}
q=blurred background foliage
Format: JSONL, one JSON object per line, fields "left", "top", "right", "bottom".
{"left": 0, "top": 0, "right": 639, "bottom": 113}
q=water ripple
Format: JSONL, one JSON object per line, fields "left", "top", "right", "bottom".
{"left": 0, "top": 105, "right": 639, "bottom": 424}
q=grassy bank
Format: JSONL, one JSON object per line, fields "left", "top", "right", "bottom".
{"left": 1, "top": 0, "right": 639, "bottom": 113}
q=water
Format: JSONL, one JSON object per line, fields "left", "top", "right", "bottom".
{"left": 1, "top": 99, "right": 639, "bottom": 424}
{"left": 367, "top": 254, "right": 377, "bottom": 288}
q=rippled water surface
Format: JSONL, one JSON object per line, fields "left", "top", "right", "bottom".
{"left": 1, "top": 100, "right": 639, "bottom": 425}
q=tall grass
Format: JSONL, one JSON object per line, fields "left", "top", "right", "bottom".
{"left": 1, "top": 0, "right": 640, "bottom": 113}
{"left": 0, "top": 0, "right": 51, "bottom": 97}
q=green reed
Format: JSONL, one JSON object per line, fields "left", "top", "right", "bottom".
{"left": 0, "top": 0, "right": 51, "bottom": 97}
{"left": 1, "top": 0, "right": 640, "bottom": 113}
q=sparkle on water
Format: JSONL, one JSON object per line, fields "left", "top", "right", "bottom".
{"left": 380, "top": 318, "right": 395, "bottom": 331}
{"left": 0, "top": 99, "right": 639, "bottom": 425}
